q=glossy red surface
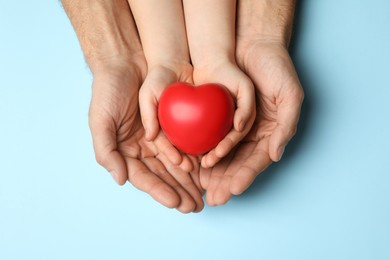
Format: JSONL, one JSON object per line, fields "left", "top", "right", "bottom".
{"left": 158, "top": 82, "right": 235, "bottom": 155}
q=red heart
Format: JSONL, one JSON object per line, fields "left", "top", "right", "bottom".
{"left": 158, "top": 82, "right": 235, "bottom": 155}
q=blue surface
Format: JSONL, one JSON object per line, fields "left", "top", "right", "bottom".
{"left": 1, "top": 1, "right": 390, "bottom": 259}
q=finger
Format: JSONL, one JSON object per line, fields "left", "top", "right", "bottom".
{"left": 178, "top": 154, "right": 194, "bottom": 173}
{"left": 139, "top": 85, "right": 160, "bottom": 141}
{"left": 213, "top": 144, "right": 256, "bottom": 205}
{"left": 154, "top": 131, "right": 183, "bottom": 165}
{"left": 208, "top": 142, "right": 260, "bottom": 205}
{"left": 208, "top": 154, "right": 235, "bottom": 206}
{"left": 188, "top": 155, "right": 204, "bottom": 195}
{"left": 230, "top": 143, "right": 272, "bottom": 195}
{"left": 201, "top": 127, "right": 249, "bottom": 168}
{"left": 233, "top": 79, "right": 256, "bottom": 132}
{"left": 175, "top": 188, "right": 198, "bottom": 213}
{"left": 203, "top": 153, "right": 232, "bottom": 206}
{"left": 205, "top": 175, "right": 223, "bottom": 207}
{"left": 204, "top": 166, "right": 227, "bottom": 206}
{"left": 201, "top": 149, "right": 217, "bottom": 169}
{"left": 141, "top": 157, "right": 197, "bottom": 213}
{"left": 212, "top": 142, "right": 258, "bottom": 205}
{"left": 125, "top": 157, "right": 181, "bottom": 209}
{"left": 202, "top": 91, "right": 255, "bottom": 168}
{"left": 269, "top": 87, "right": 304, "bottom": 162}
{"left": 157, "top": 153, "right": 204, "bottom": 213}
{"left": 89, "top": 120, "right": 128, "bottom": 185}
{"left": 213, "top": 175, "right": 233, "bottom": 206}
{"left": 199, "top": 165, "right": 212, "bottom": 191}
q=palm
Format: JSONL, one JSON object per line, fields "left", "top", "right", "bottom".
{"left": 90, "top": 65, "right": 203, "bottom": 213}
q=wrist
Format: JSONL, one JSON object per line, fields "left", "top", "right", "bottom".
{"left": 146, "top": 60, "right": 193, "bottom": 84}
{"left": 84, "top": 22, "right": 144, "bottom": 75}
{"left": 237, "top": 0, "right": 296, "bottom": 47}
{"left": 191, "top": 49, "right": 235, "bottom": 69}
{"left": 146, "top": 52, "right": 191, "bottom": 72}
{"left": 91, "top": 53, "right": 146, "bottom": 84}
{"left": 89, "top": 50, "right": 145, "bottom": 76}
{"left": 62, "top": 0, "right": 144, "bottom": 75}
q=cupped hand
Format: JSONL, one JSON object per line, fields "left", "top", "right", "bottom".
{"left": 192, "top": 62, "right": 256, "bottom": 169}
{"left": 138, "top": 62, "right": 197, "bottom": 172}
{"left": 200, "top": 42, "right": 304, "bottom": 206}
{"left": 89, "top": 60, "right": 203, "bottom": 213}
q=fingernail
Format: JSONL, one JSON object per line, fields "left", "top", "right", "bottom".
{"left": 109, "top": 170, "right": 119, "bottom": 184}
{"left": 277, "top": 146, "right": 285, "bottom": 161}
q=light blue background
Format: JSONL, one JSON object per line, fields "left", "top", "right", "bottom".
{"left": 1, "top": 1, "right": 389, "bottom": 259}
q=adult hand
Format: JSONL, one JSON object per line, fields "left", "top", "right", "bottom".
{"left": 138, "top": 63, "right": 196, "bottom": 171}
{"left": 90, "top": 63, "right": 203, "bottom": 213}
{"left": 200, "top": 0, "right": 304, "bottom": 206}
{"left": 62, "top": 0, "right": 203, "bottom": 213}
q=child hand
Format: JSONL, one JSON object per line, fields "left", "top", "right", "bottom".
{"left": 183, "top": 0, "right": 256, "bottom": 168}
{"left": 193, "top": 61, "right": 256, "bottom": 168}
{"left": 129, "top": 0, "right": 197, "bottom": 171}
{"left": 139, "top": 62, "right": 196, "bottom": 172}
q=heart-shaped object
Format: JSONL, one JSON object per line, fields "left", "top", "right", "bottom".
{"left": 158, "top": 82, "right": 235, "bottom": 155}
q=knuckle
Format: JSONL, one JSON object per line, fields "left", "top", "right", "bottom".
{"left": 139, "top": 86, "right": 151, "bottom": 102}
{"left": 224, "top": 135, "right": 236, "bottom": 148}
{"left": 95, "top": 152, "right": 107, "bottom": 166}
{"left": 295, "top": 88, "right": 305, "bottom": 103}
{"left": 298, "top": 90, "right": 305, "bottom": 103}
{"left": 128, "top": 166, "right": 145, "bottom": 184}
{"left": 287, "top": 126, "right": 298, "bottom": 137}
{"left": 166, "top": 163, "right": 177, "bottom": 173}
{"left": 147, "top": 180, "right": 165, "bottom": 194}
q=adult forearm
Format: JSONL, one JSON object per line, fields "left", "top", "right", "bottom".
{"left": 61, "top": 0, "right": 142, "bottom": 73}
{"left": 237, "top": 0, "right": 296, "bottom": 46}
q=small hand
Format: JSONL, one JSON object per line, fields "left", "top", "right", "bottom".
{"left": 193, "top": 62, "right": 256, "bottom": 169}
{"left": 128, "top": 0, "right": 196, "bottom": 172}
{"left": 89, "top": 61, "right": 203, "bottom": 213}
{"left": 200, "top": 42, "right": 304, "bottom": 206}
{"left": 138, "top": 62, "right": 197, "bottom": 172}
